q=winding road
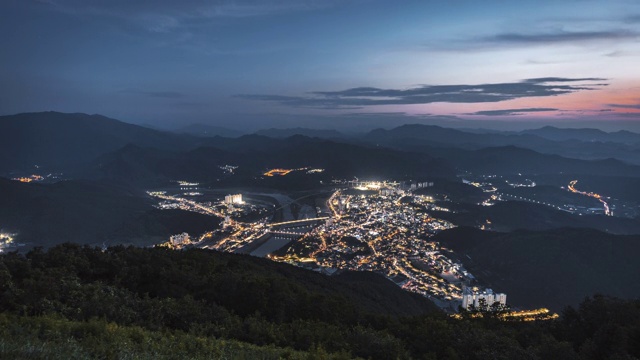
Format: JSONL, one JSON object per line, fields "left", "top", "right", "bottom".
{"left": 568, "top": 180, "right": 612, "bottom": 216}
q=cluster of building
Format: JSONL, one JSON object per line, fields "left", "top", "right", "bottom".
{"left": 11, "top": 172, "right": 60, "bottom": 183}
{"left": 219, "top": 165, "right": 238, "bottom": 174}
{"left": 263, "top": 167, "right": 326, "bottom": 177}
{"left": 170, "top": 232, "right": 190, "bottom": 245}
{"left": 270, "top": 183, "right": 486, "bottom": 309}
{"left": 461, "top": 287, "right": 507, "bottom": 310}
{"left": 12, "top": 174, "right": 44, "bottom": 183}
{"left": 148, "top": 189, "right": 274, "bottom": 252}
{"left": 225, "top": 194, "right": 243, "bottom": 204}
{"left": 148, "top": 181, "right": 516, "bottom": 314}
{"left": 177, "top": 181, "right": 199, "bottom": 191}
{"left": 406, "top": 181, "right": 434, "bottom": 191}
{"left": 0, "top": 232, "right": 16, "bottom": 253}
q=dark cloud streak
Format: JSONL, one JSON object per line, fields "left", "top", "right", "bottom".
{"left": 120, "top": 90, "right": 185, "bottom": 99}
{"left": 483, "top": 30, "right": 638, "bottom": 44}
{"left": 522, "top": 77, "right": 607, "bottom": 83}
{"left": 237, "top": 78, "right": 607, "bottom": 109}
{"left": 467, "top": 108, "right": 558, "bottom": 116}
{"left": 431, "top": 29, "right": 640, "bottom": 52}
{"left": 608, "top": 103, "right": 640, "bottom": 110}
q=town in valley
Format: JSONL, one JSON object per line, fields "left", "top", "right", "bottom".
{"left": 144, "top": 170, "right": 607, "bottom": 320}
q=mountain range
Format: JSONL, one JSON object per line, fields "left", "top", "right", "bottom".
{"left": 0, "top": 112, "right": 200, "bottom": 173}
{"left": 3, "top": 112, "right": 640, "bottom": 184}
{"left": 521, "top": 126, "right": 640, "bottom": 144}
{"left": 2, "top": 111, "right": 640, "bottom": 247}
{"left": 362, "top": 124, "right": 640, "bottom": 166}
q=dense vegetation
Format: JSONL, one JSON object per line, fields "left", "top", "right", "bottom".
{"left": 0, "top": 314, "right": 325, "bottom": 360}
{"left": 1, "top": 244, "right": 639, "bottom": 359}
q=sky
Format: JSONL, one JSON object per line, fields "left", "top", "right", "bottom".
{"left": 1, "top": 0, "right": 640, "bottom": 131}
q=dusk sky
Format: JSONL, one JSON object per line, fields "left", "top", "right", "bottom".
{"left": 2, "top": 0, "right": 640, "bottom": 131}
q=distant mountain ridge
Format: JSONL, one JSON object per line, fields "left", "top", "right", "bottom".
{"left": 254, "top": 127, "right": 344, "bottom": 139}
{"left": 365, "top": 123, "right": 555, "bottom": 148}
{"left": 93, "top": 135, "right": 456, "bottom": 186}
{"left": 4, "top": 112, "right": 640, "bottom": 183}
{"left": 174, "top": 123, "right": 245, "bottom": 138}
{"left": 367, "top": 123, "right": 640, "bottom": 145}
{"left": 395, "top": 143, "right": 640, "bottom": 177}
{"left": 520, "top": 125, "right": 640, "bottom": 144}
{"left": 364, "top": 123, "right": 640, "bottom": 165}
{"left": 0, "top": 112, "right": 199, "bottom": 172}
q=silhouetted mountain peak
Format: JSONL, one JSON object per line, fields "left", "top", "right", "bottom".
{"left": 0, "top": 112, "right": 201, "bottom": 172}
{"left": 255, "top": 127, "right": 343, "bottom": 139}
{"left": 175, "top": 123, "right": 244, "bottom": 138}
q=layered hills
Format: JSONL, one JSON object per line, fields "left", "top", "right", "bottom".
{"left": 363, "top": 123, "right": 640, "bottom": 165}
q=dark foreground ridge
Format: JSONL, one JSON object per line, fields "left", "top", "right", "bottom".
{"left": 1, "top": 244, "right": 639, "bottom": 359}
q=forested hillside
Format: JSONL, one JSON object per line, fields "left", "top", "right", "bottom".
{"left": 1, "top": 245, "right": 639, "bottom": 359}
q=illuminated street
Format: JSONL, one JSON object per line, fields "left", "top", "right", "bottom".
{"left": 568, "top": 180, "right": 613, "bottom": 216}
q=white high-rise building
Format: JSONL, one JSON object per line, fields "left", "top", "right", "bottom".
{"left": 461, "top": 287, "right": 507, "bottom": 310}
{"left": 170, "top": 232, "right": 190, "bottom": 246}
{"left": 225, "top": 194, "right": 243, "bottom": 204}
